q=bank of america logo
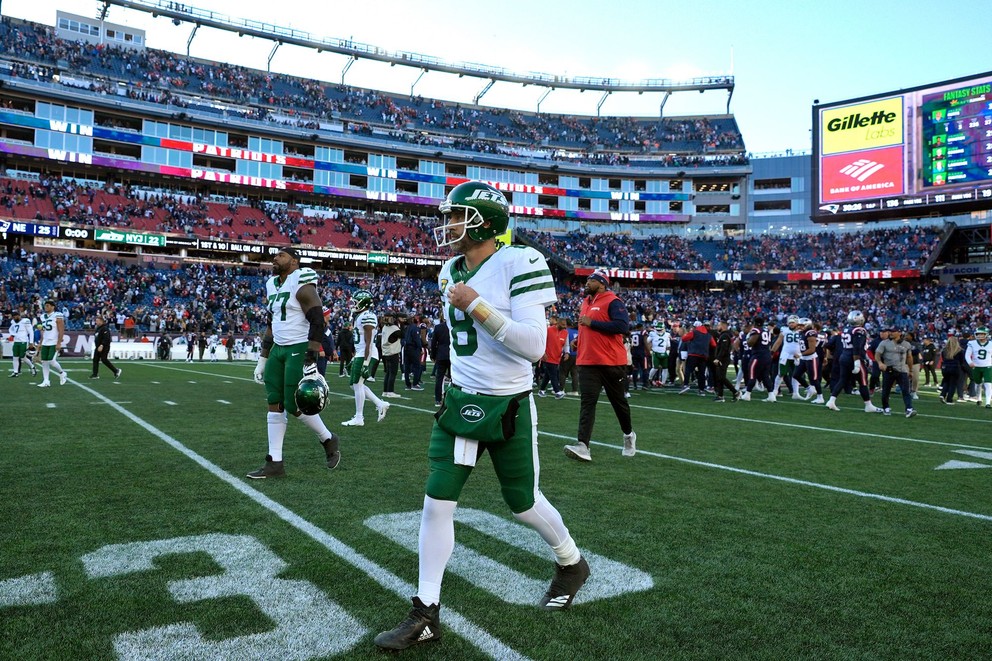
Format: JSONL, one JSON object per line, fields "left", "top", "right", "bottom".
{"left": 839, "top": 159, "right": 885, "bottom": 182}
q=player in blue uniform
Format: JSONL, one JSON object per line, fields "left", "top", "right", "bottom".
{"left": 825, "top": 310, "right": 880, "bottom": 413}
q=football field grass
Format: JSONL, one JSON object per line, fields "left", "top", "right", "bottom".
{"left": 2, "top": 360, "right": 991, "bottom": 660}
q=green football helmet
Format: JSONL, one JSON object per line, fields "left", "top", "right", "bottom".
{"left": 977, "top": 326, "right": 989, "bottom": 341}
{"left": 352, "top": 289, "right": 374, "bottom": 312}
{"left": 295, "top": 374, "right": 329, "bottom": 416}
{"left": 435, "top": 181, "right": 510, "bottom": 247}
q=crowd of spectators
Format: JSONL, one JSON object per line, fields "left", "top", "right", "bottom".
{"left": 0, "top": 15, "right": 746, "bottom": 167}
{"left": 2, "top": 171, "right": 950, "bottom": 275}
{"left": 2, "top": 248, "right": 988, "bottom": 346}
{"left": 522, "top": 225, "right": 943, "bottom": 271}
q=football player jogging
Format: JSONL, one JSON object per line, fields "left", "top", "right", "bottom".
{"left": 375, "top": 181, "right": 590, "bottom": 652}
{"left": 646, "top": 320, "right": 670, "bottom": 386}
{"left": 825, "top": 310, "right": 881, "bottom": 413}
{"left": 37, "top": 300, "right": 68, "bottom": 387}
{"left": 248, "top": 247, "right": 340, "bottom": 478}
{"left": 771, "top": 315, "right": 804, "bottom": 399}
{"left": 794, "top": 318, "right": 824, "bottom": 404}
{"left": 739, "top": 317, "right": 774, "bottom": 401}
{"left": 341, "top": 289, "right": 389, "bottom": 426}
{"left": 7, "top": 310, "right": 35, "bottom": 377}
{"left": 965, "top": 326, "right": 992, "bottom": 408}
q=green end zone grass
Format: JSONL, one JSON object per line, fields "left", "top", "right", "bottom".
{"left": 2, "top": 360, "right": 990, "bottom": 660}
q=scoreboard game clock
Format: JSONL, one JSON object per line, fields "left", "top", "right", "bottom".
{"left": 812, "top": 71, "right": 992, "bottom": 221}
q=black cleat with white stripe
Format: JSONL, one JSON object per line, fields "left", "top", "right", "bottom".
{"left": 540, "top": 556, "right": 591, "bottom": 610}
{"left": 374, "top": 597, "right": 441, "bottom": 650}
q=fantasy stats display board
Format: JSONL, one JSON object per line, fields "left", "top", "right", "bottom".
{"left": 812, "top": 71, "right": 992, "bottom": 221}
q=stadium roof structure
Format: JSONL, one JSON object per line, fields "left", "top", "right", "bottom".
{"left": 98, "top": 0, "right": 735, "bottom": 115}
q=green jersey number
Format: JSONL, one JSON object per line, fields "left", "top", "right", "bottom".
{"left": 267, "top": 292, "right": 291, "bottom": 321}
{"left": 448, "top": 306, "right": 478, "bottom": 357}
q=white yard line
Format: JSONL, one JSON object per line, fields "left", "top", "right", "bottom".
{"left": 70, "top": 379, "right": 530, "bottom": 661}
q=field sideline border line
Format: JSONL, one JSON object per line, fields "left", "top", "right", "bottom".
{"left": 68, "top": 378, "right": 531, "bottom": 661}
{"left": 133, "top": 364, "right": 992, "bottom": 525}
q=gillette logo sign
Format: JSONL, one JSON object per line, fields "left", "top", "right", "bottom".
{"left": 826, "top": 111, "right": 897, "bottom": 133}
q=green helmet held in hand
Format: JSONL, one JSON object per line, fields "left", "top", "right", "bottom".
{"left": 295, "top": 374, "right": 329, "bottom": 416}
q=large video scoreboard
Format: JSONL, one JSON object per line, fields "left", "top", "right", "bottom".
{"left": 812, "top": 71, "right": 992, "bottom": 221}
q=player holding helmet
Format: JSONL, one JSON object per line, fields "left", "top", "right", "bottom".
{"left": 375, "top": 181, "right": 589, "bottom": 651}
{"left": 248, "top": 247, "right": 339, "bottom": 478}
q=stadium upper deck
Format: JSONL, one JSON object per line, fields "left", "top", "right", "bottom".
{"left": 0, "top": 16, "right": 745, "bottom": 161}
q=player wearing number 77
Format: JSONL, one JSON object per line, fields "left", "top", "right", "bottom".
{"left": 247, "top": 247, "right": 340, "bottom": 479}
{"left": 374, "top": 181, "right": 590, "bottom": 651}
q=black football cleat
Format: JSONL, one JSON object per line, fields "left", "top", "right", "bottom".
{"left": 246, "top": 455, "right": 285, "bottom": 479}
{"left": 540, "top": 556, "right": 590, "bottom": 610}
{"left": 374, "top": 597, "right": 441, "bottom": 650}
{"left": 321, "top": 434, "right": 341, "bottom": 470}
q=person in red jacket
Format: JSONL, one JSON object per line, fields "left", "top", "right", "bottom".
{"left": 680, "top": 320, "right": 717, "bottom": 396}
{"left": 564, "top": 270, "right": 637, "bottom": 461}
{"left": 537, "top": 315, "right": 568, "bottom": 398}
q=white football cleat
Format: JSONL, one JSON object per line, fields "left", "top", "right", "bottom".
{"left": 739, "top": 391, "right": 751, "bottom": 401}
{"left": 376, "top": 402, "right": 390, "bottom": 422}
{"left": 59, "top": 372, "right": 68, "bottom": 386}
{"left": 341, "top": 416, "right": 364, "bottom": 427}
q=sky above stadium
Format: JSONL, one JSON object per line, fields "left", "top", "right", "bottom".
{"left": 4, "top": 0, "right": 988, "bottom": 155}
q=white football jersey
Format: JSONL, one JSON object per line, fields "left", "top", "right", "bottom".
{"left": 648, "top": 330, "right": 670, "bottom": 354}
{"left": 39, "top": 311, "right": 63, "bottom": 346}
{"left": 353, "top": 310, "right": 379, "bottom": 360}
{"left": 9, "top": 319, "right": 32, "bottom": 343}
{"left": 966, "top": 339, "right": 992, "bottom": 367}
{"left": 265, "top": 267, "right": 318, "bottom": 346}
{"left": 779, "top": 327, "right": 804, "bottom": 363}
{"left": 439, "top": 246, "right": 556, "bottom": 395}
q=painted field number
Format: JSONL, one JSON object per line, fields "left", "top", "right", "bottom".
{"left": 365, "top": 508, "right": 654, "bottom": 606}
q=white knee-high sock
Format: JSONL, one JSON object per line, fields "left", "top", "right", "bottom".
{"left": 297, "top": 413, "right": 332, "bottom": 441}
{"left": 417, "top": 496, "right": 457, "bottom": 607}
{"left": 363, "top": 384, "right": 384, "bottom": 408}
{"left": 267, "top": 411, "right": 288, "bottom": 461}
{"left": 41, "top": 361, "right": 51, "bottom": 382}
{"left": 353, "top": 383, "right": 365, "bottom": 417}
{"left": 49, "top": 357, "right": 64, "bottom": 374}
{"left": 513, "top": 493, "right": 580, "bottom": 566}
{"left": 984, "top": 382, "right": 992, "bottom": 405}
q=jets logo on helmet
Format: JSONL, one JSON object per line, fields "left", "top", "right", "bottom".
{"left": 977, "top": 326, "right": 990, "bottom": 341}
{"left": 352, "top": 289, "right": 374, "bottom": 312}
{"left": 435, "top": 181, "right": 510, "bottom": 247}
{"left": 846, "top": 310, "right": 865, "bottom": 327}
{"left": 295, "top": 374, "right": 329, "bottom": 416}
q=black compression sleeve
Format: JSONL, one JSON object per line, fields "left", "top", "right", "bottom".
{"left": 304, "top": 306, "right": 326, "bottom": 342}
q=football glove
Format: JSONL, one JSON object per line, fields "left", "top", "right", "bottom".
{"left": 302, "top": 349, "right": 319, "bottom": 377}
{"left": 852, "top": 359, "right": 861, "bottom": 374}
{"left": 361, "top": 364, "right": 371, "bottom": 380}
{"left": 253, "top": 357, "right": 267, "bottom": 384}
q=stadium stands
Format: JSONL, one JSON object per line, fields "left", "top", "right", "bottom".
{"left": 520, "top": 225, "right": 942, "bottom": 271}
{"left": 2, "top": 249, "right": 987, "bottom": 338}
{"left": 0, "top": 15, "right": 746, "bottom": 165}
